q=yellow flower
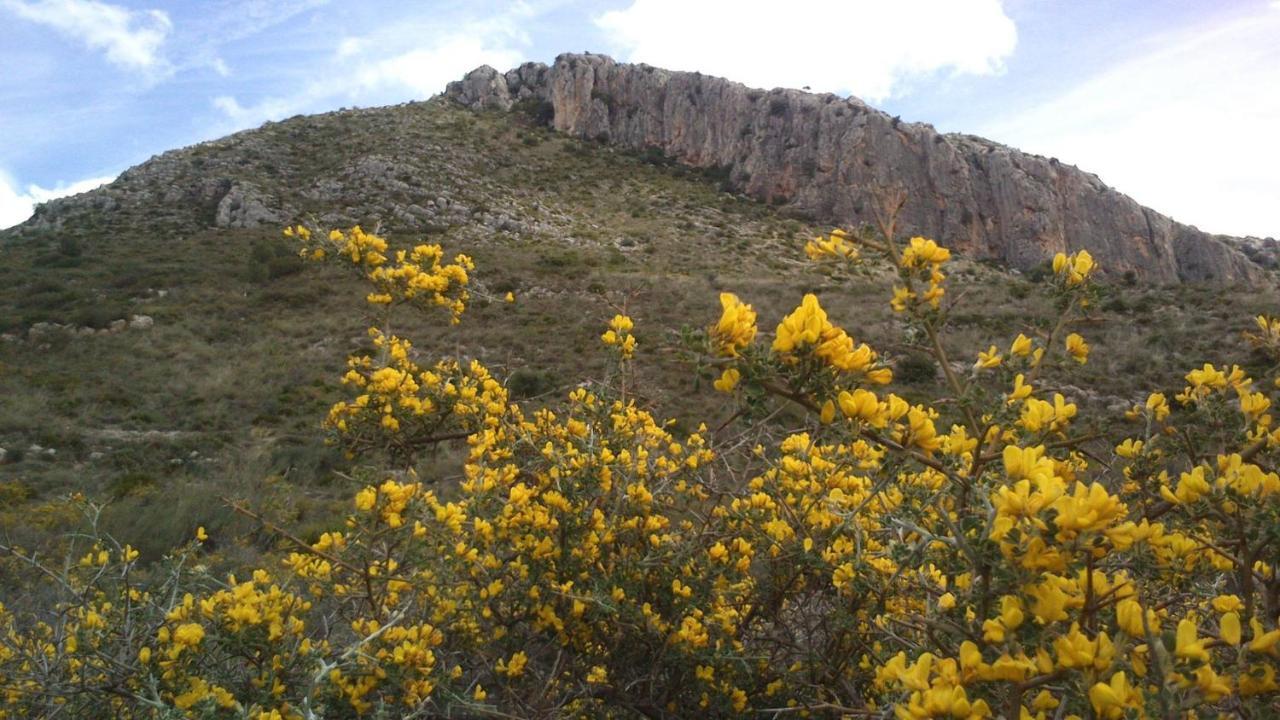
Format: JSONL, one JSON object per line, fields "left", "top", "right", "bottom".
{"left": 1159, "top": 466, "right": 1210, "bottom": 505}
{"left": 1185, "top": 363, "right": 1229, "bottom": 393}
{"left": 1018, "top": 394, "right": 1077, "bottom": 433}
{"left": 1145, "top": 392, "right": 1170, "bottom": 421}
{"left": 900, "top": 236, "right": 951, "bottom": 268}
{"left": 819, "top": 399, "right": 836, "bottom": 424}
{"left": 975, "top": 345, "right": 1002, "bottom": 370}
{"left": 1051, "top": 481, "right": 1126, "bottom": 538}
{"left": 1212, "top": 595, "right": 1243, "bottom": 613}
{"left": 711, "top": 293, "right": 758, "bottom": 356}
{"left": 730, "top": 688, "right": 748, "bottom": 712}
{"left": 1115, "top": 599, "right": 1158, "bottom": 637}
{"left": 1007, "top": 374, "right": 1033, "bottom": 404}
{"left": 1221, "top": 612, "right": 1242, "bottom": 645}
{"left": 773, "top": 294, "right": 829, "bottom": 354}
{"left": 1248, "top": 617, "right": 1280, "bottom": 653}
{"left": 609, "top": 314, "right": 633, "bottom": 334}
{"left": 1054, "top": 623, "right": 1114, "bottom": 670}
{"left": 1114, "top": 438, "right": 1143, "bottom": 458}
{"left": 1065, "top": 333, "right": 1089, "bottom": 364}
{"left": 832, "top": 563, "right": 856, "bottom": 592}
{"left": 496, "top": 651, "right": 528, "bottom": 677}
{"left": 504, "top": 291, "right": 515, "bottom": 303}
{"left": 1026, "top": 575, "right": 1071, "bottom": 623}
{"left": 1010, "top": 333, "right": 1033, "bottom": 357}
{"left": 890, "top": 285, "right": 914, "bottom": 313}
{"left": 1053, "top": 250, "right": 1096, "bottom": 286}
{"left": 772, "top": 294, "right": 887, "bottom": 379}
{"left": 805, "top": 229, "right": 859, "bottom": 262}
{"left": 708, "top": 542, "right": 728, "bottom": 563}
{"left": 601, "top": 315, "right": 637, "bottom": 359}
{"left": 982, "top": 596, "right": 1025, "bottom": 642}
{"left": 1088, "top": 671, "right": 1136, "bottom": 719}
{"left": 1239, "top": 389, "right": 1271, "bottom": 418}
{"left": 1175, "top": 618, "right": 1209, "bottom": 662}
{"left": 354, "top": 487, "right": 378, "bottom": 511}
{"left": 712, "top": 368, "right": 741, "bottom": 393}
{"left": 172, "top": 622, "right": 205, "bottom": 648}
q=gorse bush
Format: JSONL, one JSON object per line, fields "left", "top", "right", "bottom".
{"left": 2, "top": 196, "right": 1279, "bottom": 719}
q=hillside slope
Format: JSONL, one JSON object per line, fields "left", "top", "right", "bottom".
{"left": 448, "top": 53, "right": 1277, "bottom": 284}
{"left": 0, "top": 98, "right": 1273, "bottom": 560}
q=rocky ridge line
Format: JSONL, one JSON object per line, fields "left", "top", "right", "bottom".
{"left": 448, "top": 53, "right": 1273, "bottom": 284}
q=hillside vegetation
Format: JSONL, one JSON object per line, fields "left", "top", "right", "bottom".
{"left": 0, "top": 99, "right": 1273, "bottom": 560}
{"left": 0, "top": 97, "right": 1279, "bottom": 719}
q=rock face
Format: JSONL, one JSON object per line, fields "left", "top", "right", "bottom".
{"left": 447, "top": 54, "right": 1267, "bottom": 283}
{"left": 214, "top": 182, "right": 288, "bottom": 229}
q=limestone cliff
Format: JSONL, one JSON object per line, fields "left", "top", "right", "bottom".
{"left": 448, "top": 53, "right": 1269, "bottom": 284}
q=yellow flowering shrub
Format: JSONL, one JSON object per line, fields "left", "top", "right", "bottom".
{"left": 1, "top": 208, "right": 1278, "bottom": 718}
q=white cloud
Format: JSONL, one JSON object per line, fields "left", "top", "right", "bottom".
{"left": 211, "top": 94, "right": 297, "bottom": 125}
{"left": 0, "top": 170, "right": 115, "bottom": 230}
{"left": 1, "top": 0, "right": 171, "bottom": 73}
{"left": 337, "top": 37, "right": 364, "bottom": 59}
{"left": 351, "top": 37, "right": 525, "bottom": 99}
{"left": 595, "top": 0, "right": 1016, "bottom": 101}
{"left": 980, "top": 6, "right": 1280, "bottom": 238}
{"left": 211, "top": 8, "right": 531, "bottom": 128}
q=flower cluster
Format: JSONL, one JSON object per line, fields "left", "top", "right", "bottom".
{"left": 710, "top": 292, "right": 757, "bottom": 357}
{"left": 891, "top": 236, "right": 951, "bottom": 312}
{"left": 804, "top": 227, "right": 860, "bottom": 262}
{"left": 1247, "top": 315, "right": 1280, "bottom": 367}
{"left": 325, "top": 328, "right": 512, "bottom": 463}
{"left": 600, "top": 313, "right": 637, "bottom": 360}
{"left": 291, "top": 225, "right": 474, "bottom": 322}
{"left": 1052, "top": 249, "right": 1097, "bottom": 287}
{"left": 771, "top": 293, "right": 892, "bottom": 383}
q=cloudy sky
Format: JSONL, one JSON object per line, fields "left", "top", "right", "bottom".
{"left": 1, "top": 0, "right": 1276, "bottom": 237}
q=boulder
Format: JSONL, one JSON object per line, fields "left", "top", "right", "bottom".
{"left": 215, "top": 182, "right": 286, "bottom": 229}
{"left": 444, "top": 66, "right": 513, "bottom": 111}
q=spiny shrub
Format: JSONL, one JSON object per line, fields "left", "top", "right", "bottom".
{"left": 2, "top": 201, "right": 1279, "bottom": 719}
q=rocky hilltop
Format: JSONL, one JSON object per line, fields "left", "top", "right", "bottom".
{"left": 448, "top": 53, "right": 1273, "bottom": 283}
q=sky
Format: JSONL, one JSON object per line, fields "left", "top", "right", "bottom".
{"left": 1, "top": 0, "right": 1277, "bottom": 238}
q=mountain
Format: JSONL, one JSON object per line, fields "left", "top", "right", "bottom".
{"left": 447, "top": 53, "right": 1276, "bottom": 284}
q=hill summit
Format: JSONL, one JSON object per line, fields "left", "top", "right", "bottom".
{"left": 448, "top": 53, "right": 1274, "bottom": 284}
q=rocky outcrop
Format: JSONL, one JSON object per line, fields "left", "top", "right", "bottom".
{"left": 447, "top": 54, "right": 1268, "bottom": 284}
{"left": 214, "top": 182, "right": 288, "bottom": 228}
